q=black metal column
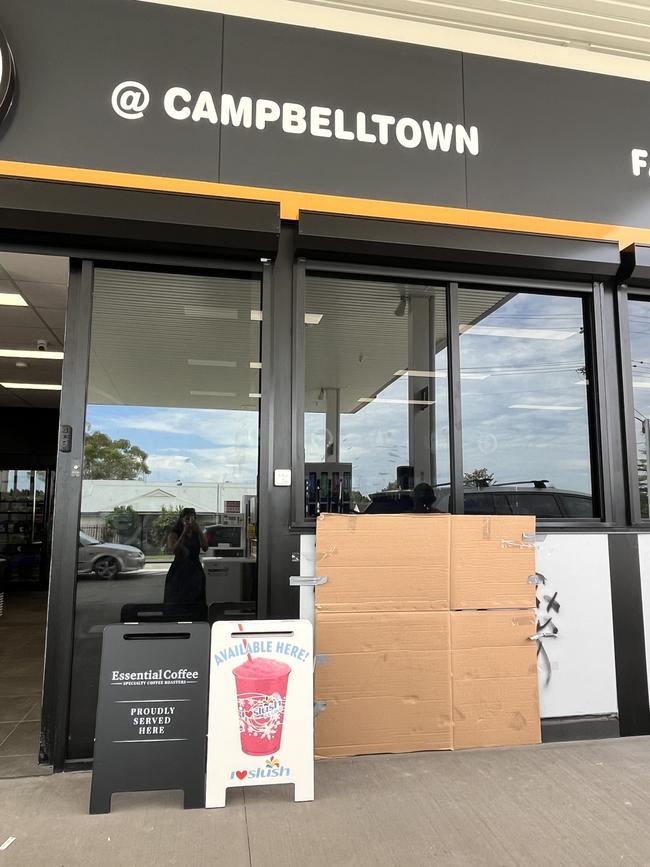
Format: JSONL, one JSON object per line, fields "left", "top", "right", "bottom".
{"left": 41, "top": 259, "right": 93, "bottom": 769}
{"left": 608, "top": 533, "right": 650, "bottom": 736}
{"left": 262, "top": 223, "right": 300, "bottom": 619}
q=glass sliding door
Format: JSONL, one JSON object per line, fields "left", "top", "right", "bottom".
{"left": 67, "top": 265, "right": 262, "bottom": 760}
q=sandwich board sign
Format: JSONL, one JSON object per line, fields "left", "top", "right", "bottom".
{"left": 205, "top": 619, "right": 314, "bottom": 808}
{"left": 89, "top": 622, "right": 210, "bottom": 814}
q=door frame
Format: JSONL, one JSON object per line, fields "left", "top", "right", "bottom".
{"left": 37, "top": 253, "right": 270, "bottom": 771}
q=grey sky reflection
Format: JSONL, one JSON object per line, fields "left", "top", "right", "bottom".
{"left": 306, "top": 289, "right": 592, "bottom": 497}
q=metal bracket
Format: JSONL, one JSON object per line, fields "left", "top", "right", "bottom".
{"left": 528, "top": 572, "right": 546, "bottom": 585}
{"left": 290, "top": 575, "right": 328, "bottom": 587}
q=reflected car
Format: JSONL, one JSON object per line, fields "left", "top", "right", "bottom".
{"left": 78, "top": 531, "right": 146, "bottom": 579}
{"left": 365, "top": 484, "right": 593, "bottom": 519}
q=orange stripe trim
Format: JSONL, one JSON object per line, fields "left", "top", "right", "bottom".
{"left": 0, "top": 158, "right": 645, "bottom": 249}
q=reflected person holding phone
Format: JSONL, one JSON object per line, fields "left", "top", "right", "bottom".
{"left": 163, "top": 508, "right": 208, "bottom": 614}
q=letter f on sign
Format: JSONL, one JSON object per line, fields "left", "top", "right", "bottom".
{"left": 632, "top": 148, "right": 649, "bottom": 177}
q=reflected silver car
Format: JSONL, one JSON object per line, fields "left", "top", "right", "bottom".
{"left": 78, "top": 531, "right": 146, "bottom": 579}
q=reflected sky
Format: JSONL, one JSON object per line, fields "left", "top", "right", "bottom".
{"left": 306, "top": 288, "right": 592, "bottom": 497}
{"left": 86, "top": 404, "right": 259, "bottom": 485}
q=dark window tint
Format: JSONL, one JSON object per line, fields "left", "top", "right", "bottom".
{"left": 464, "top": 492, "right": 492, "bottom": 513}
{"left": 506, "top": 492, "right": 562, "bottom": 518}
{"left": 561, "top": 494, "right": 593, "bottom": 518}
{"left": 492, "top": 493, "right": 513, "bottom": 514}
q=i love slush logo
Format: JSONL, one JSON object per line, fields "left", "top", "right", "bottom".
{"left": 231, "top": 756, "right": 290, "bottom": 781}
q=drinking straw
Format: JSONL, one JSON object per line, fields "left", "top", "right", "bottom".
{"left": 238, "top": 623, "right": 253, "bottom": 663}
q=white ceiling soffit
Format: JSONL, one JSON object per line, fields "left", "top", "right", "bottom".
{"left": 292, "top": 0, "right": 650, "bottom": 61}
{"left": 304, "top": 276, "right": 507, "bottom": 413}
{"left": 0, "top": 252, "right": 69, "bottom": 409}
{"left": 144, "top": 0, "right": 650, "bottom": 78}
{"left": 88, "top": 268, "right": 262, "bottom": 412}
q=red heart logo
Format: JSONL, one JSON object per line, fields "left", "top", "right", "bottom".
{"left": 236, "top": 770, "right": 247, "bottom": 780}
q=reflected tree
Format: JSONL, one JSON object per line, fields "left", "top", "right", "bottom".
{"left": 84, "top": 430, "right": 150, "bottom": 480}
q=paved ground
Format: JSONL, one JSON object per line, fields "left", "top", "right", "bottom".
{"left": 1, "top": 737, "right": 650, "bottom": 866}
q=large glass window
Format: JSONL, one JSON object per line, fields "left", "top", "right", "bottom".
{"left": 68, "top": 266, "right": 261, "bottom": 759}
{"left": 303, "top": 274, "right": 449, "bottom": 516}
{"left": 628, "top": 297, "right": 650, "bottom": 519}
{"left": 459, "top": 288, "right": 594, "bottom": 518}
{"left": 301, "top": 275, "right": 597, "bottom": 521}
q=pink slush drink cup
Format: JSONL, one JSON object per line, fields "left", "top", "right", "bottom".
{"left": 233, "top": 657, "right": 292, "bottom": 756}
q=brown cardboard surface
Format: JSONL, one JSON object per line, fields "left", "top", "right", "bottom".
{"left": 315, "top": 696, "right": 453, "bottom": 757}
{"left": 451, "top": 611, "right": 541, "bottom": 750}
{"left": 315, "top": 612, "right": 452, "bottom": 756}
{"left": 316, "top": 611, "right": 450, "bottom": 655}
{"left": 315, "top": 514, "right": 450, "bottom": 612}
{"left": 450, "top": 516, "right": 536, "bottom": 610}
{"left": 316, "top": 566, "right": 449, "bottom": 612}
{"left": 316, "top": 514, "right": 451, "bottom": 568}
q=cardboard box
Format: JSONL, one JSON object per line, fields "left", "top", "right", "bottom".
{"left": 315, "top": 612, "right": 452, "bottom": 757}
{"left": 315, "top": 514, "right": 450, "bottom": 612}
{"left": 450, "top": 516, "right": 536, "bottom": 610}
{"left": 313, "top": 514, "right": 541, "bottom": 757}
{"left": 451, "top": 610, "right": 541, "bottom": 749}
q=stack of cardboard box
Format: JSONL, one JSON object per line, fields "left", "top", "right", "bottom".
{"left": 314, "top": 513, "right": 540, "bottom": 758}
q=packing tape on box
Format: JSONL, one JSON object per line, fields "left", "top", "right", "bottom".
{"left": 314, "top": 701, "right": 327, "bottom": 718}
{"left": 501, "top": 535, "right": 536, "bottom": 550}
{"left": 315, "top": 655, "right": 329, "bottom": 666}
{"left": 528, "top": 572, "right": 547, "bottom": 585}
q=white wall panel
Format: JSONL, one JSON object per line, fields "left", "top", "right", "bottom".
{"left": 535, "top": 534, "right": 617, "bottom": 719}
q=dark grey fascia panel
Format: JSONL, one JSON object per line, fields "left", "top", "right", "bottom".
{"left": 297, "top": 211, "right": 620, "bottom": 280}
{"left": 0, "top": 178, "right": 280, "bottom": 254}
{"left": 620, "top": 244, "right": 650, "bottom": 288}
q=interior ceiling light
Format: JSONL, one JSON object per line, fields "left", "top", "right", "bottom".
{"left": 0, "top": 293, "right": 27, "bottom": 306}
{"left": 250, "top": 310, "right": 263, "bottom": 321}
{"left": 1, "top": 382, "right": 62, "bottom": 390}
{"left": 0, "top": 348, "right": 63, "bottom": 360}
{"left": 394, "top": 368, "right": 489, "bottom": 381}
{"left": 508, "top": 404, "right": 580, "bottom": 412}
{"left": 189, "top": 390, "right": 236, "bottom": 397}
{"left": 248, "top": 392, "right": 261, "bottom": 399}
{"left": 184, "top": 305, "right": 238, "bottom": 319}
{"left": 394, "top": 297, "right": 407, "bottom": 317}
{"left": 358, "top": 397, "right": 435, "bottom": 406}
{"left": 304, "top": 313, "right": 323, "bottom": 325}
{"left": 460, "top": 325, "right": 577, "bottom": 340}
{"left": 187, "top": 359, "right": 236, "bottom": 367}
{"left": 249, "top": 361, "right": 262, "bottom": 369}
{"left": 15, "top": 362, "right": 28, "bottom": 368}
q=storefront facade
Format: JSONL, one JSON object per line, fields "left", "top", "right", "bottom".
{"left": 2, "top": 0, "right": 650, "bottom": 770}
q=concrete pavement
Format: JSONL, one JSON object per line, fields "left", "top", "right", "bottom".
{"left": 1, "top": 736, "right": 650, "bottom": 866}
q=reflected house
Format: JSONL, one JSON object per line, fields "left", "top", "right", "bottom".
{"left": 80, "top": 480, "right": 256, "bottom": 553}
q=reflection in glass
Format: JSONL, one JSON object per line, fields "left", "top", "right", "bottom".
{"left": 303, "top": 275, "right": 449, "bottom": 516}
{"left": 628, "top": 299, "right": 650, "bottom": 518}
{"left": 459, "top": 289, "right": 593, "bottom": 518}
{"left": 68, "top": 268, "right": 261, "bottom": 759}
{"left": 0, "top": 469, "right": 52, "bottom": 585}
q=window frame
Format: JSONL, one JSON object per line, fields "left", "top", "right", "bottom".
{"left": 619, "top": 287, "right": 650, "bottom": 526}
{"left": 292, "top": 260, "right": 608, "bottom": 531}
